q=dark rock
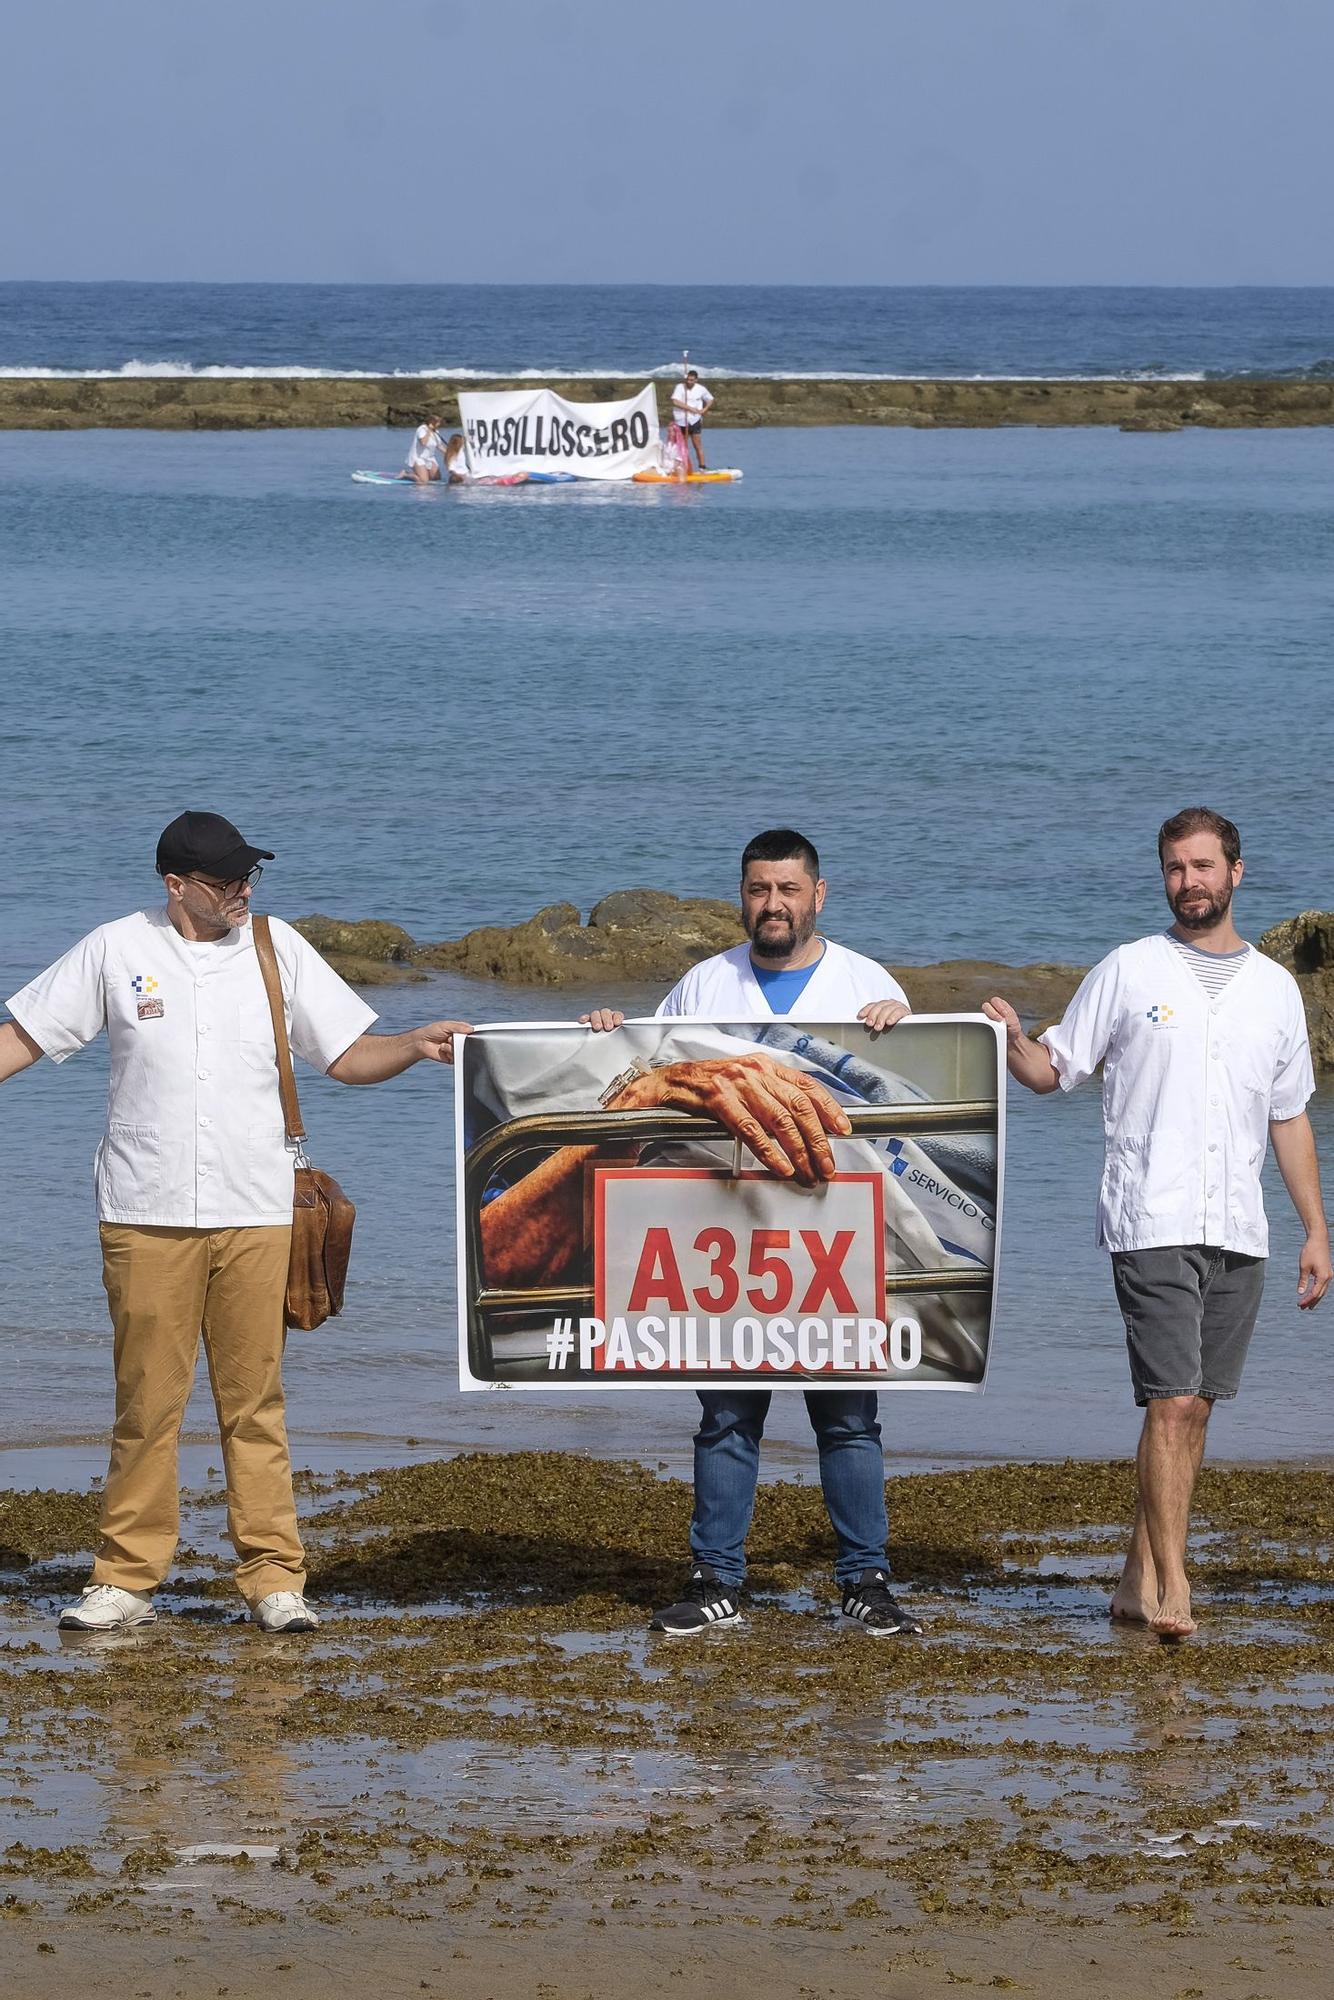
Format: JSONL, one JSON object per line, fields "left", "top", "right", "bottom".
{"left": 1259, "top": 910, "right": 1334, "bottom": 1071}
{"left": 416, "top": 892, "right": 745, "bottom": 986}
{"left": 295, "top": 915, "right": 418, "bottom": 961}
{"left": 888, "top": 960, "right": 1086, "bottom": 1025}
{"left": 1119, "top": 414, "right": 1185, "bottom": 433}
{"left": 292, "top": 915, "right": 427, "bottom": 985}
{"left": 1259, "top": 909, "right": 1334, "bottom": 975}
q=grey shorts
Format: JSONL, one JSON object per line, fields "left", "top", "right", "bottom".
{"left": 1110, "top": 1246, "right": 1265, "bottom": 1405}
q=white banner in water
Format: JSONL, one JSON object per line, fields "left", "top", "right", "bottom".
{"left": 459, "top": 384, "right": 661, "bottom": 480}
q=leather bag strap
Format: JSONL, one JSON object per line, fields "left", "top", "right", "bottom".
{"left": 251, "top": 913, "right": 306, "bottom": 1146}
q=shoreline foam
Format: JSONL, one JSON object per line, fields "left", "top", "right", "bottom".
{"left": 0, "top": 363, "right": 1216, "bottom": 382}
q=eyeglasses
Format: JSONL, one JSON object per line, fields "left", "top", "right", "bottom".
{"left": 185, "top": 865, "right": 264, "bottom": 896}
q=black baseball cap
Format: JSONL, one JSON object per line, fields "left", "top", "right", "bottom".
{"left": 155, "top": 811, "right": 275, "bottom": 881}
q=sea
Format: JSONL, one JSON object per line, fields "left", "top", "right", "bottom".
{"left": 1, "top": 285, "right": 1331, "bottom": 1485}
{"left": 2, "top": 280, "right": 1334, "bottom": 380}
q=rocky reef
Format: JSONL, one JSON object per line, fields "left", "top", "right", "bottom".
{"left": 294, "top": 896, "right": 1334, "bottom": 1068}
{"left": 416, "top": 889, "right": 744, "bottom": 986}
{"left": 5, "top": 374, "right": 1334, "bottom": 431}
{"left": 1257, "top": 910, "right": 1334, "bottom": 1071}
{"left": 295, "top": 891, "right": 744, "bottom": 988}
{"left": 292, "top": 914, "right": 425, "bottom": 986}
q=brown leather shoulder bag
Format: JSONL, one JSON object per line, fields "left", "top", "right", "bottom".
{"left": 251, "top": 913, "right": 356, "bottom": 1331}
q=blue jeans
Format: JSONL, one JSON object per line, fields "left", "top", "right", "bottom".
{"left": 689, "top": 1390, "right": 888, "bottom": 1588}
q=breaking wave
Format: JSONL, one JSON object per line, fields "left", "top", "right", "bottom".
{"left": 0, "top": 359, "right": 1214, "bottom": 383}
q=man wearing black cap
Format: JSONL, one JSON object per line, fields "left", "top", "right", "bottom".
{"left": 0, "top": 812, "right": 469, "bottom": 1635}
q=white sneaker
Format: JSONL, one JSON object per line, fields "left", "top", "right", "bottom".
{"left": 58, "top": 1584, "right": 157, "bottom": 1632}
{"left": 252, "top": 1591, "right": 320, "bottom": 1633}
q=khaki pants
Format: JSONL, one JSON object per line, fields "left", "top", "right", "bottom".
{"left": 93, "top": 1224, "right": 303, "bottom": 1606}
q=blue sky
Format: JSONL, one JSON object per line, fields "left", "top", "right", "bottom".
{"left": 3, "top": 0, "right": 1331, "bottom": 283}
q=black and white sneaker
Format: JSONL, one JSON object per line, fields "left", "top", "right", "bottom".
{"left": 840, "top": 1569, "right": 923, "bottom": 1637}
{"left": 649, "top": 1565, "right": 743, "bottom": 1636}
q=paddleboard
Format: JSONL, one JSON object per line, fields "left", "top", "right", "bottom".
{"left": 632, "top": 468, "right": 744, "bottom": 484}
{"left": 351, "top": 470, "right": 531, "bottom": 487}
{"left": 352, "top": 467, "right": 742, "bottom": 487}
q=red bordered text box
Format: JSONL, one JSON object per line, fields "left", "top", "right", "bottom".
{"left": 592, "top": 1168, "right": 886, "bottom": 1373}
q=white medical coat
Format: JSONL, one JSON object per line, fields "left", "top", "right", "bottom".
{"left": 658, "top": 941, "right": 908, "bottom": 1022}
{"left": 1040, "top": 932, "right": 1313, "bottom": 1256}
{"left": 8, "top": 910, "right": 376, "bottom": 1228}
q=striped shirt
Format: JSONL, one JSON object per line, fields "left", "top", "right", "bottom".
{"left": 1167, "top": 932, "right": 1251, "bottom": 999}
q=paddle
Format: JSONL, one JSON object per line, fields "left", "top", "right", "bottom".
{"left": 666, "top": 347, "right": 690, "bottom": 478}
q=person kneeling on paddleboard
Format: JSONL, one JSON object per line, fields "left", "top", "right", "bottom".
{"left": 671, "top": 370, "right": 713, "bottom": 471}
{"left": 404, "top": 416, "right": 447, "bottom": 484}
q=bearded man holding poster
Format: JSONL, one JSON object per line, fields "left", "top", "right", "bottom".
{"left": 582, "top": 829, "right": 926, "bottom": 1639}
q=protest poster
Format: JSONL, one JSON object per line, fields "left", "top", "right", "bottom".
{"left": 457, "top": 1016, "right": 1005, "bottom": 1392}
{"left": 457, "top": 384, "right": 661, "bottom": 480}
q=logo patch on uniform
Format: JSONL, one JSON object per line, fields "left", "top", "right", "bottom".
{"left": 1146, "top": 1003, "right": 1175, "bottom": 1026}
{"left": 132, "top": 975, "right": 163, "bottom": 1020}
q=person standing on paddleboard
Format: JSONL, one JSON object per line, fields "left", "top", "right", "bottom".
{"left": 671, "top": 370, "right": 714, "bottom": 471}
{"left": 404, "top": 415, "right": 447, "bottom": 484}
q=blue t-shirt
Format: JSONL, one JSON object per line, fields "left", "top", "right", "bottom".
{"left": 750, "top": 947, "right": 824, "bottom": 1015}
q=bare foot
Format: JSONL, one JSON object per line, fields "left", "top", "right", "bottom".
{"left": 1109, "top": 1589, "right": 1157, "bottom": 1623}
{"left": 1110, "top": 1560, "right": 1158, "bottom": 1623}
{"left": 1150, "top": 1592, "right": 1198, "bottom": 1639}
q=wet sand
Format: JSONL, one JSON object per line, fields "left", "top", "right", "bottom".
{"left": 1, "top": 1453, "right": 1330, "bottom": 1996}
{"left": 3, "top": 374, "right": 1333, "bottom": 431}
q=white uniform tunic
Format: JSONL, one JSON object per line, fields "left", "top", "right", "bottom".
{"left": 658, "top": 940, "right": 908, "bottom": 1022}
{"left": 671, "top": 382, "right": 713, "bottom": 426}
{"left": 7, "top": 910, "right": 377, "bottom": 1229}
{"left": 1040, "top": 932, "right": 1313, "bottom": 1258}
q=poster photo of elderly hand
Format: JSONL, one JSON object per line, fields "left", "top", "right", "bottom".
{"left": 457, "top": 1016, "right": 1005, "bottom": 1391}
